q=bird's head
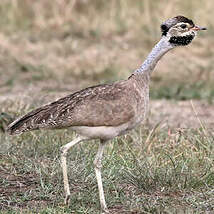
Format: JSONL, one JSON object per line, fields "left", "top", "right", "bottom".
{"left": 161, "top": 16, "right": 206, "bottom": 46}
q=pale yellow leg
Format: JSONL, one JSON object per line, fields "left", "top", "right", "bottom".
{"left": 94, "top": 140, "right": 109, "bottom": 213}
{"left": 60, "top": 136, "right": 86, "bottom": 204}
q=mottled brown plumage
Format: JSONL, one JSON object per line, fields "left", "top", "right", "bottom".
{"left": 7, "top": 16, "right": 206, "bottom": 213}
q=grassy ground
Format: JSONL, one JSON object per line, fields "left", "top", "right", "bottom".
{"left": 1, "top": 124, "right": 214, "bottom": 213}
{"left": 0, "top": 0, "right": 214, "bottom": 213}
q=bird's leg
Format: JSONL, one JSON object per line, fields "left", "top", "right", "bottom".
{"left": 94, "top": 140, "right": 108, "bottom": 213}
{"left": 60, "top": 136, "right": 85, "bottom": 205}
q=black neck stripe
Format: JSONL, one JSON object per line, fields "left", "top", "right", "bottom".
{"left": 169, "top": 35, "right": 194, "bottom": 46}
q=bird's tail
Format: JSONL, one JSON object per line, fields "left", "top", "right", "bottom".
{"left": 7, "top": 107, "right": 46, "bottom": 135}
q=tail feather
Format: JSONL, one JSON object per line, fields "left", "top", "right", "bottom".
{"left": 7, "top": 107, "right": 47, "bottom": 135}
{"left": 7, "top": 94, "right": 75, "bottom": 135}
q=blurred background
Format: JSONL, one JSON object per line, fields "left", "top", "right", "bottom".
{"left": 0, "top": 0, "right": 213, "bottom": 126}
{"left": 0, "top": 1, "right": 214, "bottom": 213}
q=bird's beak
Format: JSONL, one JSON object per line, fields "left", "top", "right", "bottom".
{"left": 192, "top": 25, "right": 207, "bottom": 31}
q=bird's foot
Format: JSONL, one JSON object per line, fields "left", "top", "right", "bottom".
{"left": 101, "top": 206, "right": 109, "bottom": 213}
{"left": 64, "top": 194, "right": 70, "bottom": 205}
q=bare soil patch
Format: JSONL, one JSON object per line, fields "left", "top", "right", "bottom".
{"left": 149, "top": 100, "right": 214, "bottom": 129}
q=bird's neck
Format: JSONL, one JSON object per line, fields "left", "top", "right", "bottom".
{"left": 131, "top": 37, "right": 174, "bottom": 77}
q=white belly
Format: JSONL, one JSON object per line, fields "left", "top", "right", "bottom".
{"left": 71, "top": 114, "right": 145, "bottom": 140}
{"left": 72, "top": 123, "right": 130, "bottom": 140}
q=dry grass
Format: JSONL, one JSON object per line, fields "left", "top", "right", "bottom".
{"left": 0, "top": 0, "right": 214, "bottom": 213}
{"left": 0, "top": 0, "right": 213, "bottom": 99}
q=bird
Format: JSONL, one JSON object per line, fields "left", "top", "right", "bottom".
{"left": 7, "top": 16, "right": 206, "bottom": 213}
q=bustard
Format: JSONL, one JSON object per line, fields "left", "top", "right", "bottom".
{"left": 7, "top": 16, "right": 206, "bottom": 213}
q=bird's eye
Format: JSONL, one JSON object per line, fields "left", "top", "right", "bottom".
{"left": 180, "top": 24, "right": 187, "bottom": 29}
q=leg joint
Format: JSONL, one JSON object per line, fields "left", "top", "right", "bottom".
{"left": 60, "top": 145, "right": 68, "bottom": 156}
{"left": 94, "top": 158, "right": 102, "bottom": 169}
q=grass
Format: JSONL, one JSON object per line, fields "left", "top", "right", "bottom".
{"left": 0, "top": 0, "right": 214, "bottom": 213}
{"left": 150, "top": 81, "right": 214, "bottom": 103}
{"left": 0, "top": 124, "right": 213, "bottom": 213}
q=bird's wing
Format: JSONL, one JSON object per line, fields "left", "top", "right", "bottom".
{"left": 7, "top": 80, "right": 137, "bottom": 134}
{"left": 52, "top": 81, "right": 136, "bottom": 127}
